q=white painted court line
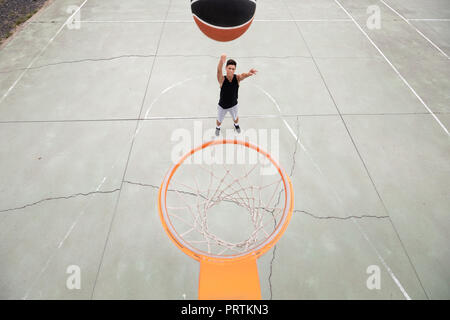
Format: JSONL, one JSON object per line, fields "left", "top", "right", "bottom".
{"left": 334, "top": 0, "right": 449, "bottom": 136}
{"left": 0, "top": 0, "right": 89, "bottom": 106}
{"left": 380, "top": 0, "right": 449, "bottom": 59}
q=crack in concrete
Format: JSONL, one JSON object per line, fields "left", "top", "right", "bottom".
{"left": 123, "top": 180, "right": 206, "bottom": 199}
{"left": 124, "top": 180, "right": 160, "bottom": 190}
{"left": 124, "top": 180, "right": 285, "bottom": 214}
{"left": 289, "top": 115, "right": 300, "bottom": 177}
{"left": 125, "top": 180, "right": 390, "bottom": 222}
{"left": 294, "top": 209, "right": 389, "bottom": 220}
{"left": 3, "top": 52, "right": 386, "bottom": 75}
{"left": 0, "top": 54, "right": 156, "bottom": 74}
{"left": 124, "top": 180, "right": 389, "bottom": 220}
{"left": 0, "top": 189, "right": 120, "bottom": 213}
{"left": 268, "top": 244, "right": 276, "bottom": 300}
{"left": 0, "top": 54, "right": 317, "bottom": 74}
{"left": 268, "top": 115, "right": 300, "bottom": 299}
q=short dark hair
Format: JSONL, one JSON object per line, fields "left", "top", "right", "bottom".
{"left": 226, "top": 59, "right": 237, "bottom": 67}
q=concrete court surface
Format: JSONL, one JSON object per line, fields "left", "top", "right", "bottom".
{"left": 0, "top": 0, "right": 449, "bottom": 300}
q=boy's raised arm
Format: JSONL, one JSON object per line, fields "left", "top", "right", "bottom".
{"left": 217, "top": 54, "right": 226, "bottom": 85}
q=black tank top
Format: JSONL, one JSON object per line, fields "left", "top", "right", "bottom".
{"left": 219, "top": 74, "right": 239, "bottom": 109}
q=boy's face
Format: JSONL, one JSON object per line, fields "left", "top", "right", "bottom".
{"left": 226, "top": 64, "right": 236, "bottom": 76}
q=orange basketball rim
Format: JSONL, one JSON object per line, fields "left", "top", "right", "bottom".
{"left": 158, "top": 139, "right": 294, "bottom": 299}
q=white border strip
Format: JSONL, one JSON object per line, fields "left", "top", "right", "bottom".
{"left": 334, "top": 0, "right": 449, "bottom": 136}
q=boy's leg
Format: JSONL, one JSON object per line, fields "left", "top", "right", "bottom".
{"left": 230, "top": 104, "right": 241, "bottom": 133}
{"left": 216, "top": 105, "right": 226, "bottom": 136}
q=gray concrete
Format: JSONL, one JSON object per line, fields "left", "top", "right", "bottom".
{"left": 0, "top": 0, "right": 449, "bottom": 300}
{"left": 385, "top": 0, "right": 450, "bottom": 20}
{"left": 0, "top": 58, "right": 152, "bottom": 121}
{"left": 314, "top": 57, "right": 426, "bottom": 114}
{"left": 298, "top": 21, "right": 380, "bottom": 58}
{"left": 284, "top": 0, "right": 349, "bottom": 20}
{"left": 81, "top": 0, "right": 171, "bottom": 21}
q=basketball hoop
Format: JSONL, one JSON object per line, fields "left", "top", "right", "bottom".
{"left": 158, "top": 139, "right": 293, "bottom": 299}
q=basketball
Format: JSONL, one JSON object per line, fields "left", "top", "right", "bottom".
{"left": 191, "top": 0, "right": 257, "bottom": 42}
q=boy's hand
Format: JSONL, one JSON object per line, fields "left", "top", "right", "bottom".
{"left": 249, "top": 68, "right": 258, "bottom": 75}
{"left": 220, "top": 54, "right": 227, "bottom": 64}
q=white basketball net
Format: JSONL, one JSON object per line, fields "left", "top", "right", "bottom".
{"left": 163, "top": 142, "right": 288, "bottom": 258}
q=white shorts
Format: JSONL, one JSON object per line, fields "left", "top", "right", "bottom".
{"left": 217, "top": 104, "right": 238, "bottom": 123}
